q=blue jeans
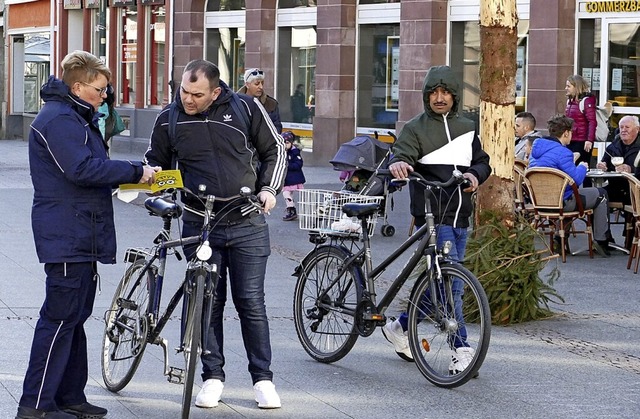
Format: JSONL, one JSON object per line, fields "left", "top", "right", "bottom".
{"left": 183, "top": 214, "right": 273, "bottom": 384}
{"left": 399, "top": 225, "right": 469, "bottom": 349}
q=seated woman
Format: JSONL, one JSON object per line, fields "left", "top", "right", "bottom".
{"left": 528, "top": 114, "right": 612, "bottom": 257}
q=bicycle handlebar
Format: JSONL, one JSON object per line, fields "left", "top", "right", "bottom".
{"left": 375, "top": 169, "right": 470, "bottom": 189}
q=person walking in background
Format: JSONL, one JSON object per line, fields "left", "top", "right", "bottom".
{"left": 565, "top": 74, "right": 597, "bottom": 166}
{"left": 98, "top": 84, "right": 125, "bottom": 152}
{"left": 528, "top": 114, "right": 612, "bottom": 257}
{"left": 384, "top": 65, "right": 491, "bottom": 373}
{"left": 17, "top": 50, "right": 158, "bottom": 419}
{"left": 238, "top": 68, "right": 283, "bottom": 133}
{"left": 290, "top": 83, "right": 309, "bottom": 123}
{"left": 145, "top": 59, "right": 286, "bottom": 410}
{"left": 514, "top": 111, "right": 541, "bottom": 160}
{"left": 281, "top": 131, "right": 306, "bottom": 221}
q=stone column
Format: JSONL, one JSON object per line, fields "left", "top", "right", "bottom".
{"left": 397, "top": 0, "right": 447, "bottom": 129}
{"left": 527, "top": 0, "right": 576, "bottom": 132}
{"left": 244, "top": 0, "right": 277, "bottom": 96}
{"left": 310, "top": 0, "right": 357, "bottom": 165}
{"left": 172, "top": 0, "right": 206, "bottom": 87}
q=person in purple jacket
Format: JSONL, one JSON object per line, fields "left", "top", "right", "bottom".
{"left": 16, "top": 50, "right": 158, "bottom": 419}
{"left": 565, "top": 74, "right": 597, "bottom": 166}
{"left": 528, "top": 114, "right": 612, "bottom": 257}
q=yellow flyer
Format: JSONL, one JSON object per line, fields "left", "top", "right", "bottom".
{"left": 117, "top": 170, "right": 183, "bottom": 202}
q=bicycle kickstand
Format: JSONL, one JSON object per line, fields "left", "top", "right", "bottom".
{"left": 158, "top": 337, "right": 185, "bottom": 384}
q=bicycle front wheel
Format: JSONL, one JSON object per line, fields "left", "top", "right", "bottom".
{"left": 181, "top": 271, "right": 205, "bottom": 419}
{"left": 407, "top": 263, "right": 490, "bottom": 388}
{"left": 293, "top": 245, "right": 363, "bottom": 363}
{"left": 101, "top": 259, "right": 152, "bottom": 392}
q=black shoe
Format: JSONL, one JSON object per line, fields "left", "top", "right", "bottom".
{"left": 593, "top": 240, "right": 611, "bottom": 258}
{"left": 552, "top": 236, "right": 570, "bottom": 255}
{"left": 283, "top": 207, "right": 297, "bottom": 221}
{"left": 16, "top": 406, "right": 76, "bottom": 419}
{"left": 59, "top": 403, "right": 107, "bottom": 419}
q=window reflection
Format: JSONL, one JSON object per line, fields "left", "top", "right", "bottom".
{"left": 206, "top": 28, "right": 246, "bottom": 91}
{"left": 148, "top": 6, "right": 166, "bottom": 106}
{"left": 357, "top": 24, "right": 399, "bottom": 130}
{"left": 206, "top": 0, "right": 245, "bottom": 11}
{"left": 24, "top": 33, "right": 50, "bottom": 114}
{"left": 119, "top": 6, "right": 137, "bottom": 105}
{"left": 607, "top": 23, "right": 640, "bottom": 107}
{"left": 278, "top": 0, "right": 316, "bottom": 8}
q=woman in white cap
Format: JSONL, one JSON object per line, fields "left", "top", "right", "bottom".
{"left": 238, "top": 68, "right": 283, "bottom": 133}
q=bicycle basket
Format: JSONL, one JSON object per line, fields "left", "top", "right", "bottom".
{"left": 298, "top": 189, "right": 383, "bottom": 236}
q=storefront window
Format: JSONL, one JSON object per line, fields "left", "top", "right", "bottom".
{"left": 279, "top": 0, "right": 316, "bottom": 8}
{"left": 206, "top": 28, "right": 246, "bottom": 91}
{"left": 577, "top": 19, "right": 602, "bottom": 99}
{"left": 119, "top": 6, "right": 137, "bottom": 105}
{"left": 450, "top": 20, "right": 529, "bottom": 118}
{"left": 206, "top": 0, "right": 244, "bottom": 11}
{"left": 147, "top": 6, "right": 166, "bottom": 106}
{"left": 24, "top": 33, "right": 50, "bottom": 114}
{"left": 276, "top": 26, "right": 316, "bottom": 125}
{"left": 607, "top": 22, "right": 640, "bottom": 107}
{"left": 357, "top": 24, "right": 399, "bottom": 131}
{"left": 89, "top": 0, "right": 107, "bottom": 61}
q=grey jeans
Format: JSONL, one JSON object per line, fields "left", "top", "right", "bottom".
{"left": 563, "top": 187, "right": 609, "bottom": 241}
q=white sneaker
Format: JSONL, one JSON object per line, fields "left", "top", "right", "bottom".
{"left": 195, "top": 378, "right": 224, "bottom": 408}
{"left": 449, "top": 347, "right": 475, "bottom": 374}
{"left": 381, "top": 318, "right": 413, "bottom": 361}
{"left": 253, "top": 380, "right": 281, "bottom": 409}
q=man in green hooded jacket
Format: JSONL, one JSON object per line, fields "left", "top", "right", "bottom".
{"left": 382, "top": 65, "right": 491, "bottom": 374}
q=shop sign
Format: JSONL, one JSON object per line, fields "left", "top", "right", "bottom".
{"left": 111, "top": 0, "right": 136, "bottom": 6}
{"left": 84, "top": 0, "right": 99, "bottom": 8}
{"left": 63, "top": 0, "right": 81, "bottom": 9}
{"left": 584, "top": 1, "right": 640, "bottom": 13}
{"left": 122, "top": 43, "right": 137, "bottom": 63}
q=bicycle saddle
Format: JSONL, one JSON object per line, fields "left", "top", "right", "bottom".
{"left": 145, "top": 196, "right": 183, "bottom": 218}
{"left": 342, "top": 202, "right": 380, "bottom": 218}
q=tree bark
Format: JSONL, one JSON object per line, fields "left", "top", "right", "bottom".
{"left": 476, "top": 0, "right": 519, "bottom": 227}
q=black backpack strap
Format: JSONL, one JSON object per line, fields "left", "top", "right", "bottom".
{"left": 230, "top": 93, "right": 251, "bottom": 135}
{"left": 168, "top": 101, "right": 179, "bottom": 169}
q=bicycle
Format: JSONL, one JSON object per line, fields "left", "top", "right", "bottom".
{"left": 101, "top": 185, "right": 262, "bottom": 418}
{"left": 293, "top": 170, "right": 491, "bottom": 388}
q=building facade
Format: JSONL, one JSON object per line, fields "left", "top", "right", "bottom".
{"left": 3, "top": 0, "right": 640, "bottom": 164}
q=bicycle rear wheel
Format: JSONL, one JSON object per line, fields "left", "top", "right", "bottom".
{"left": 101, "top": 259, "right": 153, "bottom": 392}
{"left": 406, "top": 263, "right": 490, "bottom": 388}
{"left": 181, "top": 271, "right": 205, "bottom": 419}
{"left": 293, "top": 245, "right": 363, "bottom": 363}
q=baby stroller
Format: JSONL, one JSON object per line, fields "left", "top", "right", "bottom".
{"left": 329, "top": 134, "right": 400, "bottom": 236}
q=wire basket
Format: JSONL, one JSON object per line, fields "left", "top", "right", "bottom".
{"left": 298, "top": 189, "right": 384, "bottom": 236}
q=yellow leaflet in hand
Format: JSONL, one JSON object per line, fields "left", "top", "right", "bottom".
{"left": 118, "top": 170, "right": 184, "bottom": 194}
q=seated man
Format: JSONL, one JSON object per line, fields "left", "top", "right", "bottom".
{"left": 529, "top": 114, "right": 613, "bottom": 257}
{"left": 515, "top": 111, "right": 542, "bottom": 160}
{"left": 596, "top": 115, "right": 640, "bottom": 205}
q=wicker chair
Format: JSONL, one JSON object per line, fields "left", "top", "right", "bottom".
{"left": 622, "top": 173, "right": 640, "bottom": 273}
{"left": 524, "top": 167, "right": 594, "bottom": 262}
{"left": 513, "top": 164, "right": 534, "bottom": 221}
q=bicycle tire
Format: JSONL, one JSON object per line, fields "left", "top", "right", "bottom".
{"left": 181, "top": 270, "right": 205, "bottom": 419}
{"left": 406, "top": 262, "right": 491, "bottom": 388}
{"left": 101, "top": 259, "right": 153, "bottom": 392}
{"left": 293, "top": 245, "right": 363, "bottom": 363}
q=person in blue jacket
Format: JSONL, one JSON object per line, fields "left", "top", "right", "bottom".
{"left": 528, "top": 114, "right": 612, "bottom": 257}
{"left": 16, "top": 50, "right": 158, "bottom": 419}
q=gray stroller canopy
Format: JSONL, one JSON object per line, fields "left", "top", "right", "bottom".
{"left": 329, "top": 135, "right": 390, "bottom": 172}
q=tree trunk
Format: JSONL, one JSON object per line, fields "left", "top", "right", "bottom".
{"left": 476, "top": 0, "right": 518, "bottom": 228}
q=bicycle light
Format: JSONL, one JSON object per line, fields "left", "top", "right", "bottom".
{"left": 442, "top": 240, "right": 453, "bottom": 255}
{"left": 196, "top": 241, "right": 213, "bottom": 261}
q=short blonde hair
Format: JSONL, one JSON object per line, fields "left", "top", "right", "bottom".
{"left": 61, "top": 50, "right": 111, "bottom": 88}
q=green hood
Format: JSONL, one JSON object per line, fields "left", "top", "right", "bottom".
{"left": 422, "top": 65, "right": 460, "bottom": 115}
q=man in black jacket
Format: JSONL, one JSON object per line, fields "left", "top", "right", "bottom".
{"left": 145, "top": 60, "right": 286, "bottom": 410}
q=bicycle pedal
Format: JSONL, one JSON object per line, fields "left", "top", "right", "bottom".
{"left": 363, "top": 313, "right": 384, "bottom": 321}
{"left": 167, "top": 366, "right": 184, "bottom": 384}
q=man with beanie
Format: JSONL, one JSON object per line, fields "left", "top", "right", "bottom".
{"left": 239, "top": 68, "right": 283, "bottom": 133}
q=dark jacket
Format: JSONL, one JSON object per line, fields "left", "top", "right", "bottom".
{"left": 284, "top": 145, "right": 306, "bottom": 186}
{"left": 528, "top": 137, "right": 587, "bottom": 200}
{"left": 601, "top": 134, "right": 640, "bottom": 171}
{"left": 145, "top": 80, "right": 287, "bottom": 214}
{"left": 29, "top": 76, "right": 144, "bottom": 264}
{"left": 389, "top": 66, "right": 491, "bottom": 228}
{"left": 237, "top": 85, "right": 283, "bottom": 133}
{"left": 565, "top": 94, "right": 597, "bottom": 142}
{"left": 515, "top": 130, "right": 541, "bottom": 160}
